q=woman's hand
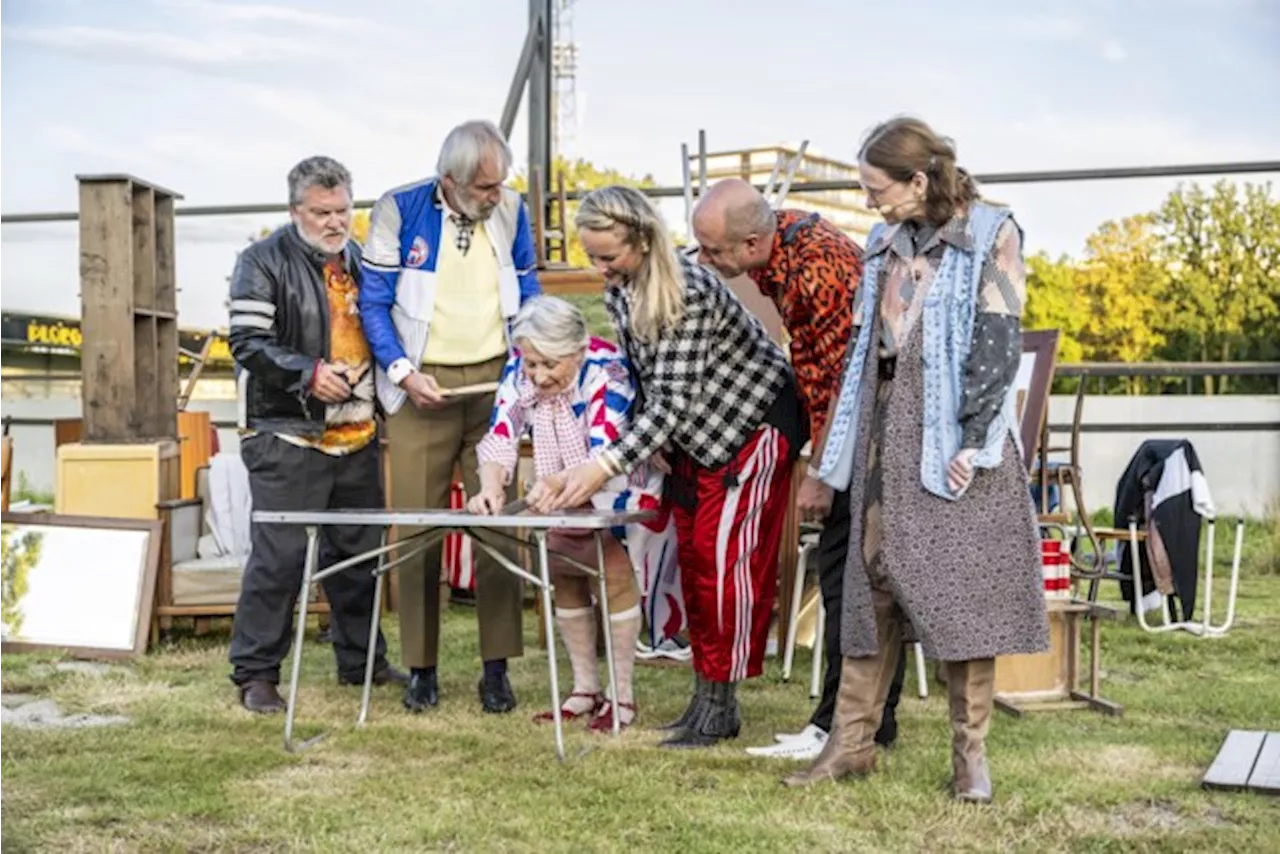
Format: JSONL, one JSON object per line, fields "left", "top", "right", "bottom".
{"left": 529, "top": 462, "right": 609, "bottom": 513}
{"left": 467, "top": 487, "right": 506, "bottom": 515}
{"left": 947, "top": 448, "right": 980, "bottom": 494}
{"left": 525, "top": 472, "right": 567, "bottom": 514}
{"left": 649, "top": 449, "right": 672, "bottom": 475}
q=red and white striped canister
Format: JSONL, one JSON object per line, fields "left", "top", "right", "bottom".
{"left": 444, "top": 481, "right": 476, "bottom": 591}
{"left": 1039, "top": 538, "right": 1071, "bottom": 599}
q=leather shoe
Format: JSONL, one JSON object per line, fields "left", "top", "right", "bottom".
{"left": 239, "top": 680, "right": 286, "bottom": 714}
{"left": 403, "top": 670, "right": 440, "bottom": 713}
{"left": 478, "top": 673, "right": 517, "bottom": 714}
{"left": 338, "top": 665, "right": 409, "bottom": 687}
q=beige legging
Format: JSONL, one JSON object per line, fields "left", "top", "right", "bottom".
{"left": 547, "top": 529, "right": 639, "bottom": 614}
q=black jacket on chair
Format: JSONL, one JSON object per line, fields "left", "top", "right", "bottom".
{"left": 1113, "top": 439, "right": 1214, "bottom": 620}
{"left": 227, "top": 225, "right": 363, "bottom": 438}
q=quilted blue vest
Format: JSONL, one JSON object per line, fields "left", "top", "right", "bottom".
{"left": 818, "top": 202, "right": 1021, "bottom": 501}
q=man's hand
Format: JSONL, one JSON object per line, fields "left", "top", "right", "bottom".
{"left": 947, "top": 448, "right": 980, "bottom": 494}
{"left": 400, "top": 371, "right": 445, "bottom": 410}
{"left": 311, "top": 362, "right": 352, "bottom": 404}
{"left": 467, "top": 488, "right": 506, "bottom": 515}
{"left": 796, "top": 475, "right": 834, "bottom": 524}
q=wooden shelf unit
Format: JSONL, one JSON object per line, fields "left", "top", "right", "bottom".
{"left": 77, "top": 173, "right": 182, "bottom": 443}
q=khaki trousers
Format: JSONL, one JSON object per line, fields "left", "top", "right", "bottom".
{"left": 387, "top": 355, "right": 524, "bottom": 668}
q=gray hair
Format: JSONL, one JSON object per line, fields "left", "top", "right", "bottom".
{"left": 510, "top": 296, "right": 589, "bottom": 359}
{"left": 436, "top": 120, "right": 513, "bottom": 185}
{"left": 287, "top": 156, "right": 351, "bottom": 207}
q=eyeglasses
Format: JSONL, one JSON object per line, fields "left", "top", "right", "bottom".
{"left": 862, "top": 181, "right": 901, "bottom": 206}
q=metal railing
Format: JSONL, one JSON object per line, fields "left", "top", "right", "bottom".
{"left": 3, "top": 161, "right": 1278, "bottom": 224}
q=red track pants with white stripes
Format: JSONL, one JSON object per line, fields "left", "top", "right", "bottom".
{"left": 673, "top": 424, "right": 793, "bottom": 683}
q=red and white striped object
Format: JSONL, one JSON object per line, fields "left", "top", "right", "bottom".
{"left": 445, "top": 481, "right": 476, "bottom": 591}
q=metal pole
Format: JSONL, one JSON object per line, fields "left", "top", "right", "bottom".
{"left": 536, "top": 532, "right": 566, "bottom": 761}
{"left": 528, "top": 0, "right": 553, "bottom": 238}
{"left": 697, "top": 129, "right": 708, "bottom": 198}
{"left": 499, "top": 24, "right": 541, "bottom": 139}
{"left": 284, "top": 526, "right": 321, "bottom": 752}
{"left": 6, "top": 161, "right": 1279, "bottom": 223}
{"left": 681, "top": 143, "right": 695, "bottom": 244}
{"left": 595, "top": 532, "right": 619, "bottom": 736}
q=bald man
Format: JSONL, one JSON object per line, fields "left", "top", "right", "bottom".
{"left": 693, "top": 179, "right": 904, "bottom": 761}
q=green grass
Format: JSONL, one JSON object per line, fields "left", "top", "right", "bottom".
{"left": 4, "top": 564, "right": 1280, "bottom": 852}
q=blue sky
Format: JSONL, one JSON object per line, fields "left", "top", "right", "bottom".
{"left": 2, "top": 0, "right": 1278, "bottom": 327}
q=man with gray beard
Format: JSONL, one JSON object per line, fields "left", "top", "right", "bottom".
{"left": 227, "top": 156, "right": 406, "bottom": 713}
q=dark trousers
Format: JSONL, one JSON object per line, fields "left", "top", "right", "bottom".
{"left": 229, "top": 434, "right": 389, "bottom": 686}
{"left": 809, "top": 488, "right": 905, "bottom": 735}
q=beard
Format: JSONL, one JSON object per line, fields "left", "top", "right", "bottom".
{"left": 296, "top": 222, "right": 350, "bottom": 255}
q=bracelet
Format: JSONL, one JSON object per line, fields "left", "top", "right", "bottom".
{"left": 596, "top": 451, "right": 621, "bottom": 478}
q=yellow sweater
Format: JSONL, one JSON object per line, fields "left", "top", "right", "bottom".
{"left": 423, "top": 222, "right": 507, "bottom": 366}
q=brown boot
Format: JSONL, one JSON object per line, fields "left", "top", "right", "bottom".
{"left": 946, "top": 658, "right": 995, "bottom": 804}
{"left": 783, "top": 589, "right": 903, "bottom": 788}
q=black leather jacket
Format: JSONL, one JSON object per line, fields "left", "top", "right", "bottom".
{"left": 228, "top": 225, "right": 363, "bottom": 437}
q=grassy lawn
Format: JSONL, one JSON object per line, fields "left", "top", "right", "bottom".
{"left": 3, "top": 532, "right": 1279, "bottom": 853}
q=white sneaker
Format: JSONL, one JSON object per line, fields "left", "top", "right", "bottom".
{"left": 773, "top": 723, "right": 827, "bottom": 744}
{"left": 746, "top": 725, "right": 828, "bottom": 759}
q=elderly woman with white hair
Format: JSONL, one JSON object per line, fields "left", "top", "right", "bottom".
{"left": 469, "top": 295, "right": 674, "bottom": 731}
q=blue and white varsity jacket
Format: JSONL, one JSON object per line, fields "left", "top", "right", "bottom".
{"left": 357, "top": 177, "right": 541, "bottom": 414}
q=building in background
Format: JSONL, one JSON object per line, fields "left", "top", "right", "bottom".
{"left": 694, "top": 144, "right": 879, "bottom": 244}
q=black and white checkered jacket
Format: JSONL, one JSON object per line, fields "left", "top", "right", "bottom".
{"left": 603, "top": 254, "right": 790, "bottom": 471}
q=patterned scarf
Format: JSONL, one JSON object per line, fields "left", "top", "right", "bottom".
{"left": 517, "top": 375, "right": 590, "bottom": 480}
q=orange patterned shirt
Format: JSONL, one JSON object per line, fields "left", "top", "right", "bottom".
{"left": 748, "top": 210, "right": 863, "bottom": 441}
{"left": 280, "top": 257, "right": 377, "bottom": 455}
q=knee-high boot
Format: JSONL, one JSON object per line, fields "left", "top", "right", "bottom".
{"left": 946, "top": 657, "right": 995, "bottom": 803}
{"left": 783, "top": 588, "right": 901, "bottom": 787}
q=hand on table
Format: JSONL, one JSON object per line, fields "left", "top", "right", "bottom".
{"left": 467, "top": 488, "right": 506, "bottom": 515}
{"left": 527, "top": 461, "right": 610, "bottom": 513}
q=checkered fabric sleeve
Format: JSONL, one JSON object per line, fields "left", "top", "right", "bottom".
{"left": 605, "top": 256, "right": 788, "bottom": 471}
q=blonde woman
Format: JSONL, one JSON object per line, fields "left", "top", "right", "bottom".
{"left": 527, "top": 186, "right": 807, "bottom": 749}
{"left": 470, "top": 296, "right": 674, "bottom": 730}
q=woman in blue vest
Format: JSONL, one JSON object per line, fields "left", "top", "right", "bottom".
{"left": 783, "top": 117, "right": 1048, "bottom": 802}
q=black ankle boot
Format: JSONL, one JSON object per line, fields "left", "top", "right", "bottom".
{"left": 656, "top": 674, "right": 707, "bottom": 732}
{"left": 660, "top": 680, "right": 741, "bottom": 749}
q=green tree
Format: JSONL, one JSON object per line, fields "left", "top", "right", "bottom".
{"left": 1073, "top": 215, "right": 1169, "bottom": 393}
{"left": 2, "top": 524, "right": 44, "bottom": 637}
{"left": 1025, "top": 251, "right": 1086, "bottom": 364}
{"left": 1157, "top": 181, "right": 1280, "bottom": 392}
{"left": 511, "top": 156, "right": 657, "bottom": 268}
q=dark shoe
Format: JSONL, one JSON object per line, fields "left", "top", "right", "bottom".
{"left": 660, "top": 681, "right": 741, "bottom": 749}
{"left": 479, "top": 673, "right": 517, "bottom": 714}
{"left": 656, "top": 675, "right": 706, "bottom": 732}
{"left": 239, "top": 680, "right": 286, "bottom": 714}
{"left": 402, "top": 669, "right": 439, "bottom": 713}
{"left": 337, "top": 665, "right": 409, "bottom": 687}
{"left": 874, "top": 710, "right": 898, "bottom": 748}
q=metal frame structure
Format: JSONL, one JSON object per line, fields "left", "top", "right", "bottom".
{"left": 254, "top": 507, "right": 653, "bottom": 759}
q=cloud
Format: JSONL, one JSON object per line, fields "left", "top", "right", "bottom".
{"left": 2, "top": 23, "right": 310, "bottom": 73}
{"left": 155, "top": 0, "right": 380, "bottom": 33}
{"left": 1009, "top": 15, "right": 1087, "bottom": 40}
{"left": 1102, "top": 39, "right": 1127, "bottom": 62}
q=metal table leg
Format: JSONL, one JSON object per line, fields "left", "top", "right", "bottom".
{"left": 595, "top": 532, "right": 619, "bottom": 736}
{"left": 285, "top": 525, "right": 323, "bottom": 752}
{"left": 536, "top": 532, "right": 565, "bottom": 761}
{"left": 358, "top": 527, "right": 389, "bottom": 726}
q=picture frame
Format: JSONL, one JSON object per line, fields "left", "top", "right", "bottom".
{"left": 1015, "top": 329, "right": 1060, "bottom": 472}
{"left": 1, "top": 512, "right": 163, "bottom": 660}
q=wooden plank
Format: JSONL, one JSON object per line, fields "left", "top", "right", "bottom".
{"left": 1247, "top": 732, "right": 1280, "bottom": 795}
{"left": 154, "top": 194, "right": 177, "bottom": 312}
{"left": 132, "top": 186, "right": 156, "bottom": 311}
{"left": 1202, "top": 730, "right": 1266, "bottom": 791}
{"left": 79, "top": 179, "right": 136, "bottom": 441}
{"left": 177, "top": 411, "right": 212, "bottom": 499}
{"left": 156, "top": 317, "right": 179, "bottom": 438}
{"left": 133, "top": 316, "right": 159, "bottom": 437}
